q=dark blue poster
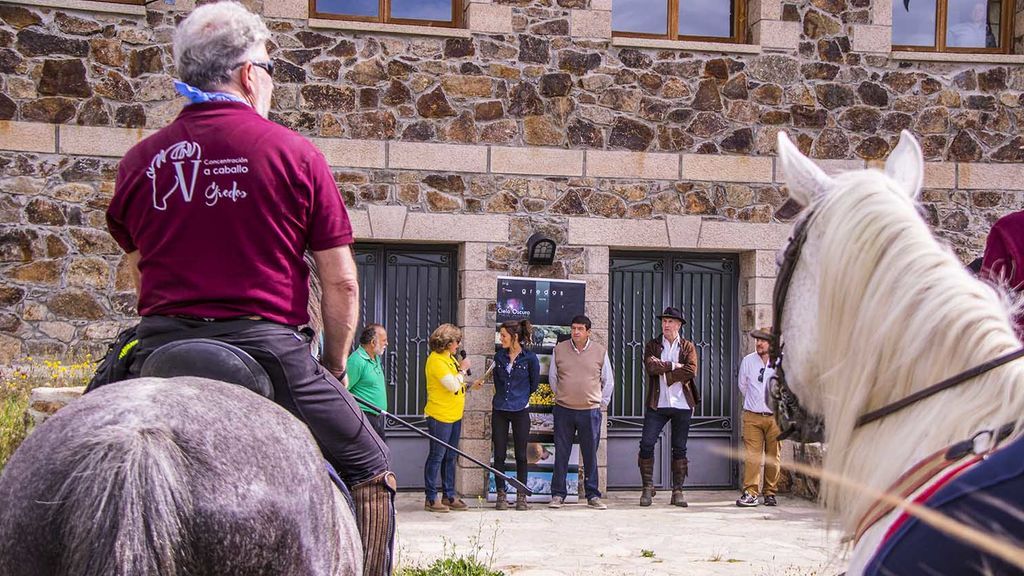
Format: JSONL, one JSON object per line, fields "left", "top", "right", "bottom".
{"left": 495, "top": 276, "right": 587, "bottom": 354}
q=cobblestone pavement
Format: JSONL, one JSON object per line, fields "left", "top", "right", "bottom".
{"left": 394, "top": 490, "right": 847, "bottom": 575}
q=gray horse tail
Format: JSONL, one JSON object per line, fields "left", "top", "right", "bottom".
{"left": 54, "top": 424, "right": 192, "bottom": 576}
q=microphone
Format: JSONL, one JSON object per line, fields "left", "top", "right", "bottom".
{"left": 458, "top": 349, "right": 472, "bottom": 376}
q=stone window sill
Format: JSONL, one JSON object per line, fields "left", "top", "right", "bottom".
{"left": 890, "top": 50, "right": 1024, "bottom": 64}
{"left": 308, "top": 18, "right": 471, "bottom": 38}
{"left": 611, "top": 36, "right": 761, "bottom": 54}
{"left": 4, "top": 0, "right": 146, "bottom": 15}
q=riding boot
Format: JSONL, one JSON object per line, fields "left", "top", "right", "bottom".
{"left": 670, "top": 458, "right": 688, "bottom": 507}
{"left": 638, "top": 456, "right": 656, "bottom": 507}
{"left": 495, "top": 490, "right": 508, "bottom": 510}
{"left": 351, "top": 471, "right": 397, "bottom": 575}
{"left": 515, "top": 492, "right": 529, "bottom": 511}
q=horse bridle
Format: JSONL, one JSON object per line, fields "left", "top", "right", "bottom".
{"left": 767, "top": 204, "right": 826, "bottom": 443}
{"left": 767, "top": 201, "right": 1024, "bottom": 444}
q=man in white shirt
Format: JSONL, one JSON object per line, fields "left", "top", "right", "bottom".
{"left": 639, "top": 306, "right": 700, "bottom": 507}
{"left": 736, "top": 327, "right": 782, "bottom": 507}
{"left": 547, "top": 315, "right": 614, "bottom": 510}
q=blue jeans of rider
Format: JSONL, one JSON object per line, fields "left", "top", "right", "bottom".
{"left": 423, "top": 417, "right": 462, "bottom": 502}
{"left": 552, "top": 405, "right": 603, "bottom": 500}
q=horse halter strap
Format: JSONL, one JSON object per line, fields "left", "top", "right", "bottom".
{"left": 767, "top": 206, "right": 825, "bottom": 444}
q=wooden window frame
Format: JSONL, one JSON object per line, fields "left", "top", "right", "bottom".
{"left": 893, "top": 0, "right": 1014, "bottom": 53}
{"left": 309, "top": 0, "right": 461, "bottom": 28}
{"left": 611, "top": 0, "right": 747, "bottom": 44}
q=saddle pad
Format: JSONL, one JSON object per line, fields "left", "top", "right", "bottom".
{"left": 864, "top": 434, "right": 1024, "bottom": 575}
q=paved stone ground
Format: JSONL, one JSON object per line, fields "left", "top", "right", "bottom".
{"left": 394, "top": 491, "right": 848, "bottom": 575}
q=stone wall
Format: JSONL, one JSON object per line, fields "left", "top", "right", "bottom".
{"left": 1, "top": 0, "right": 1023, "bottom": 360}
{"left": 2, "top": 0, "right": 1022, "bottom": 497}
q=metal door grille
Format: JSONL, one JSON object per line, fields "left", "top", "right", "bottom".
{"left": 608, "top": 254, "right": 737, "bottom": 430}
{"left": 355, "top": 245, "right": 456, "bottom": 421}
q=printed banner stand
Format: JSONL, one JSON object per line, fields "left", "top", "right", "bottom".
{"left": 488, "top": 276, "right": 586, "bottom": 504}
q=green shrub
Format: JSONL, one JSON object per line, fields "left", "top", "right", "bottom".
{"left": 0, "top": 358, "right": 94, "bottom": 473}
{"left": 395, "top": 555, "right": 505, "bottom": 576}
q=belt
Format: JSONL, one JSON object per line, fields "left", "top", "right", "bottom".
{"left": 744, "top": 409, "right": 774, "bottom": 416}
{"left": 171, "top": 314, "right": 263, "bottom": 322}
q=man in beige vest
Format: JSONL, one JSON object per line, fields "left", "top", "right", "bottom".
{"left": 547, "top": 315, "right": 614, "bottom": 510}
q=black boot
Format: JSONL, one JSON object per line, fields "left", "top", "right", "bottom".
{"left": 638, "top": 456, "right": 656, "bottom": 507}
{"left": 670, "top": 458, "right": 688, "bottom": 507}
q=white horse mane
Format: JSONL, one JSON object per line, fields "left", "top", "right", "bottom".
{"left": 780, "top": 133, "right": 1024, "bottom": 536}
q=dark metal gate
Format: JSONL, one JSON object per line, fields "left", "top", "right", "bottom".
{"left": 355, "top": 244, "right": 457, "bottom": 489}
{"left": 607, "top": 253, "right": 739, "bottom": 489}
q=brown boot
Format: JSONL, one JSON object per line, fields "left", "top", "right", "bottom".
{"left": 671, "top": 458, "right": 689, "bottom": 507}
{"left": 495, "top": 490, "right": 508, "bottom": 510}
{"left": 515, "top": 492, "right": 529, "bottom": 511}
{"left": 638, "top": 456, "right": 656, "bottom": 507}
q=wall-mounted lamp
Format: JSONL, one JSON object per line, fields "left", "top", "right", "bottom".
{"left": 526, "top": 233, "right": 557, "bottom": 265}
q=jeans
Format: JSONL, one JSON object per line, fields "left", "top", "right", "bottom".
{"left": 552, "top": 405, "right": 602, "bottom": 500}
{"left": 638, "top": 407, "right": 692, "bottom": 460}
{"left": 491, "top": 408, "right": 531, "bottom": 493}
{"left": 423, "top": 417, "right": 462, "bottom": 501}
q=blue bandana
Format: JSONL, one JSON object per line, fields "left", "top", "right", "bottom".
{"left": 174, "top": 80, "right": 248, "bottom": 105}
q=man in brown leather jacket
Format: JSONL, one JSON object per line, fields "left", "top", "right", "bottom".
{"left": 639, "top": 306, "right": 700, "bottom": 507}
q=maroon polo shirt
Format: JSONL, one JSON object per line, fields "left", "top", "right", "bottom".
{"left": 981, "top": 210, "right": 1024, "bottom": 334}
{"left": 107, "top": 101, "right": 352, "bottom": 326}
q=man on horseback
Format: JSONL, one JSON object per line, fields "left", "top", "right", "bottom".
{"left": 104, "top": 2, "right": 395, "bottom": 573}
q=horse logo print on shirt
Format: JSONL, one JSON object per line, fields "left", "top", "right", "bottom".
{"left": 147, "top": 140, "right": 203, "bottom": 211}
{"left": 146, "top": 140, "right": 251, "bottom": 210}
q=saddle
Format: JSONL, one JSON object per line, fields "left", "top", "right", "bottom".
{"left": 140, "top": 338, "right": 274, "bottom": 400}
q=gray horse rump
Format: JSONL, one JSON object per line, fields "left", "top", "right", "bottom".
{"left": 0, "top": 377, "right": 362, "bottom": 576}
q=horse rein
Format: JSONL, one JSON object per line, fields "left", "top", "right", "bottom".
{"left": 767, "top": 199, "right": 1024, "bottom": 441}
{"left": 856, "top": 346, "right": 1024, "bottom": 427}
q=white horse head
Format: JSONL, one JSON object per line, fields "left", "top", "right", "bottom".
{"left": 774, "top": 130, "right": 926, "bottom": 418}
{"left": 775, "top": 129, "right": 1024, "bottom": 551}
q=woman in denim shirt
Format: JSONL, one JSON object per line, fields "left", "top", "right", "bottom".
{"left": 485, "top": 319, "right": 540, "bottom": 510}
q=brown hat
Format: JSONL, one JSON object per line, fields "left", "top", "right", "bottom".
{"left": 750, "top": 326, "right": 773, "bottom": 341}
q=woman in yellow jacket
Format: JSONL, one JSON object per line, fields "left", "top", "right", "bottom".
{"left": 423, "top": 323, "right": 472, "bottom": 512}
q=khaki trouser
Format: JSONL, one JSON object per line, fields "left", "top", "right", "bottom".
{"left": 741, "top": 410, "right": 782, "bottom": 497}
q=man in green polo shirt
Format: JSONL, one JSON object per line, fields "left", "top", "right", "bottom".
{"left": 348, "top": 323, "right": 389, "bottom": 440}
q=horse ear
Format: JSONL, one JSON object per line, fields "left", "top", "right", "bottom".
{"left": 884, "top": 130, "right": 924, "bottom": 200}
{"left": 777, "top": 131, "right": 834, "bottom": 207}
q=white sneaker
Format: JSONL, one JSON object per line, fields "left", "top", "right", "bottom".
{"left": 548, "top": 495, "right": 565, "bottom": 509}
{"left": 587, "top": 497, "right": 608, "bottom": 510}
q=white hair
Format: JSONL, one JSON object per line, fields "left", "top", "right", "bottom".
{"left": 173, "top": 1, "right": 271, "bottom": 90}
{"left": 795, "top": 168, "right": 1024, "bottom": 535}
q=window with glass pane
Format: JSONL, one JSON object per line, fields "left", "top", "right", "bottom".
{"left": 612, "top": 0, "right": 740, "bottom": 42}
{"left": 892, "top": 0, "right": 1010, "bottom": 52}
{"left": 613, "top": 0, "right": 670, "bottom": 35}
{"left": 313, "top": 0, "right": 458, "bottom": 26}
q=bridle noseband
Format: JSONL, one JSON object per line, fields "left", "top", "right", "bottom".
{"left": 767, "top": 201, "right": 1024, "bottom": 444}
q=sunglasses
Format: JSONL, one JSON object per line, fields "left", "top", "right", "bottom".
{"left": 234, "top": 60, "right": 275, "bottom": 77}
